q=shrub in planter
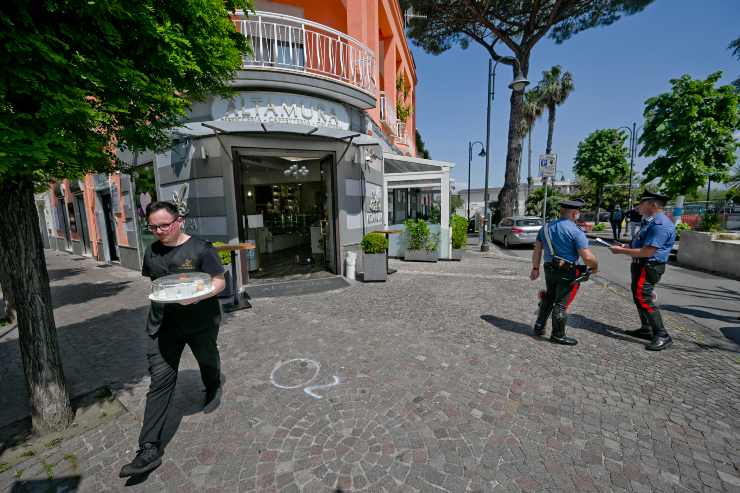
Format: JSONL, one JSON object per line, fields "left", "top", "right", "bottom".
{"left": 361, "top": 233, "right": 388, "bottom": 282}
{"left": 404, "top": 219, "right": 439, "bottom": 262}
{"left": 451, "top": 215, "right": 467, "bottom": 260}
{"left": 674, "top": 222, "right": 691, "bottom": 240}
{"left": 592, "top": 223, "right": 605, "bottom": 232}
{"left": 699, "top": 212, "right": 722, "bottom": 232}
{"left": 211, "top": 241, "right": 233, "bottom": 298}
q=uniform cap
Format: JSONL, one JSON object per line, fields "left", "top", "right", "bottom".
{"left": 640, "top": 191, "right": 670, "bottom": 203}
{"left": 558, "top": 198, "right": 586, "bottom": 210}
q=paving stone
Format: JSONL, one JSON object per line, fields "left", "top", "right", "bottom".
{"left": 0, "top": 250, "right": 738, "bottom": 492}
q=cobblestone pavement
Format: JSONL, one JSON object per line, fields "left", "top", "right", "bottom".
{"left": 1, "top": 248, "right": 739, "bottom": 492}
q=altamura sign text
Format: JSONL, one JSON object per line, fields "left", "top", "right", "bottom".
{"left": 211, "top": 92, "right": 350, "bottom": 130}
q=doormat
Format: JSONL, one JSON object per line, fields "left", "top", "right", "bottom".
{"left": 243, "top": 276, "right": 349, "bottom": 299}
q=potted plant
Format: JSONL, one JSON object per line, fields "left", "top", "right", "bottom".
{"left": 451, "top": 215, "right": 468, "bottom": 260}
{"left": 211, "top": 242, "right": 233, "bottom": 299}
{"left": 361, "top": 233, "right": 388, "bottom": 282}
{"left": 404, "top": 219, "right": 439, "bottom": 262}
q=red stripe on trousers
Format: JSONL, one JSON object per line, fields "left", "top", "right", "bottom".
{"left": 565, "top": 282, "right": 580, "bottom": 308}
{"left": 636, "top": 265, "right": 654, "bottom": 313}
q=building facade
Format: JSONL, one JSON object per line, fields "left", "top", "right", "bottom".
{"left": 42, "top": 1, "right": 440, "bottom": 292}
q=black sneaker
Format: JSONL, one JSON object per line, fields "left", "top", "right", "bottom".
{"left": 119, "top": 443, "right": 162, "bottom": 478}
{"left": 203, "top": 385, "right": 222, "bottom": 414}
{"left": 625, "top": 327, "right": 652, "bottom": 340}
{"left": 533, "top": 323, "right": 546, "bottom": 337}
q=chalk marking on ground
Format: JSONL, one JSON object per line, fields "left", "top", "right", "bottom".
{"left": 304, "top": 376, "right": 341, "bottom": 399}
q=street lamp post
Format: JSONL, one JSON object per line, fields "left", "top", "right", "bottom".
{"left": 467, "top": 141, "right": 486, "bottom": 221}
{"left": 620, "top": 122, "right": 640, "bottom": 206}
{"left": 480, "top": 59, "right": 498, "bottom": 252}
{"left": 480, "top": 59, "right": 530, "bottom": 252}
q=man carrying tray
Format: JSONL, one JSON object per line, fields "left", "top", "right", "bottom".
{"left": 530, "top": 199, "right": 599, "bottom": 345}
{"left": 119, "top": 201, "right": 226, "bottom": 478}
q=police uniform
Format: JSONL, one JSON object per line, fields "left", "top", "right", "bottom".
{"left": 534, "top": 199, "right": 590, "bottom": 345}
{"left": 624, "top": 192, "right": 676, "bottom": 350}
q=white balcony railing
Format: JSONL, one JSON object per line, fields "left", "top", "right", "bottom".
{"left": 380, "top": 91, "right": 408, "bottom": 145}
{"left": 233, "top": 11, "right": 377, "bottom": 97}
{"left": 395, "top": 121, "right": 408, "bottom": 145}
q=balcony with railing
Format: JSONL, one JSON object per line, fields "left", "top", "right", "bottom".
{"left": 232, "top": 11, "right": 377, "bottom": 109}
{"left": 379, "top": 91, "right": 408, "bottom": 146}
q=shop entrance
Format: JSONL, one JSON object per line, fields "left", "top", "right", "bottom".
{"left": 236, "top": 151, "right": 337, "bottom": 284}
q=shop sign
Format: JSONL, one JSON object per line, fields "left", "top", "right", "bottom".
{"left": 211, "top": 92, "right": 350, "bottom": 130}
{"left": 365, "top": 183, "right": 383, "bottom": 226}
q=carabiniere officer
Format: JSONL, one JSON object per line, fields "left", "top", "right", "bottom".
{"left": 609, "top": 191, "right": 676, "bottom": 351}
{"left": 531, "top": 199, "right": 599, "bottom": 345}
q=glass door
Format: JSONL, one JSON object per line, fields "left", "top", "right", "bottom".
{"left": 319, "top": 155, "right": 336, "bottom": 273}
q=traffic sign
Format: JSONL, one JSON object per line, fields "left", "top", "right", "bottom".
{"left": 539, "top": 154, "right": 557, "bottom": 177}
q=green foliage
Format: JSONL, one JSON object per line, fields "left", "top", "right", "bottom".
{"left": 573, "top": 128, "right": 630, "bottom": 219}
{"left": 520, "top": 88, "right": 544, "bottom": 134}
{"left": 0, "top": 0, "right": 253, "bottom": 185}
{"left": 730, "top": 37, "right": 740, "bottom": 91}
{"left": 640, "top": 72, "right": 739, "bottom": 197}
{"left": 451, "top": 215, "right": 468, "bottom": 249}
{"left": 526, "top": 186, "right": 564, "bottom": 219}
{"left": 674, "top": 222, "right": 691, "bottom": 240}
{"left": 415, "top": 129, "right": 431, "bottom": 159}
{"left": 361, "top": 233, "right": 388, "bottom": 254}
{"left": 593, "top": 223, "right": 606, "bottom": 232}
{"left": 396, "top": 73, "right": 412, "bottom": 122}
{"left": 404, "top": 219, "right": 439, "bottom": 252}
{"left": 699, "top": 212, "right": 722, "bottom": 232}
{"left": 210, "top": 242, "right": 232, "bottom": 265}
{"left": 450, "top": 194, "right": 464, "bottom": 214}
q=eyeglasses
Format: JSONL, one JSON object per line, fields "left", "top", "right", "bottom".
{"left": 147, "top": 219, "right": 178, "bottom": 232}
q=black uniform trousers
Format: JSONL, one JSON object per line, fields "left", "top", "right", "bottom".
{"left": 138, "top": 325, "right": 220, "bottom": 447}
{"left": 611, "top": 221, "right": 622, "bottom": 239}
{"left": 630, "top": 261, "right": 668, "bottom": 337}
{"left": 535, "top": 263, "right": 584, "bottom": 336}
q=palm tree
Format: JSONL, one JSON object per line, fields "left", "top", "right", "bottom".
{"left": 520, "top": 88, "right": 544, "bottom": 201}
{"left": 535, "top": 65, "right": 575, "bottom": 160}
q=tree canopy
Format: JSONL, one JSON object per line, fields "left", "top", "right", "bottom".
{"left": 573, "top": 128, "right": 630, "bottom": 220}
{"left": 403, "top": 0, "right": 653, "bottom": 217}
{"left": 415, "top": 129, "right": 431, "bottom": 159}
{"left": 639, "top": 72, "right": 739, "bottom": 197}
{"left": 0, "top": 0, "right": 252, "bottom": 185}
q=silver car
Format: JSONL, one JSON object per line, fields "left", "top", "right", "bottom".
{"left": 492, "top": 216, "right": 543, "bottom": 248}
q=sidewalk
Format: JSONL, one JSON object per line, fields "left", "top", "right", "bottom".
{"left": 1, "top": 249, "right": 738, "bottom": 492}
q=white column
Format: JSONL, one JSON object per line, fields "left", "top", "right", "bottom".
{"left": 440, "top": 167, "right": 451, "bottom": 259}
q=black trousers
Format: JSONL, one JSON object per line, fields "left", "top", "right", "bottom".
{"left": 611, "top": 221, "right": 622, "bottom": 239}
{"left": 630, "top": 262, "right": 668, "bottom": 337}
{"left": 535, "top": 263, "right": 583, "bottom": 336}
{"left": 138, "top": 325, "right": 221, "bottom": 447}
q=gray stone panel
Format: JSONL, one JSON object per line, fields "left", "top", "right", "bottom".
{"left": 185, "top": 197, "right": 227, "bottom": 218}
{"left": 231, "top": 69, "right": 376, "bottom": 110}
{"left": 117, "top": 245, "right": 140, "bottom": 271}
{"left": 71, "top": 240, "right": 83, "bottom": 256}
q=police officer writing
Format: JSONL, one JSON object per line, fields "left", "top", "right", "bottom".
{"left": 531, "top": 199, "right": 598, "bottom": 345}
{"left": 120, "top": 201, "right": 226, "bottom": 478}
{"left": 609, "top": 191, "right": 676, "bottom": 351}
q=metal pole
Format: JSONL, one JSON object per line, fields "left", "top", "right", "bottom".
{"left": 542, "top": 177, "right": 548, "bottom": 220}
{"left": 481, "top": 59, "right": 496, "bottom": 252}
{"left": 467, "top": 142, "right": 472, "bottom": 221}
{"left": 706, "top": 178, "right": 711, "bottom": 204}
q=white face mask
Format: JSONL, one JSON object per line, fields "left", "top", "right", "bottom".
{"left": 574, "top": 213, "right": 580, "bottom": 221}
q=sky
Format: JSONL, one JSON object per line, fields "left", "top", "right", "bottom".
{"left": 410, "top": 0, "right": 740, "bottom": 190}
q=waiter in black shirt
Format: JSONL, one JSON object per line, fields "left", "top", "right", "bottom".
{"left": 120, "top": 201, "right": 226, "bottom": 478}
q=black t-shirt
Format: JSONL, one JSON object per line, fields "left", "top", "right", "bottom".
{"left": 143, "top": 237, "right": 224, "bottom": 335}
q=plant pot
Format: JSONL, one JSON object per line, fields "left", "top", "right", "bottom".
{"left": 404, "top": 249, "right": 438, "bottom": 262}
{"left": 451, "top": 248, "right": 464, "bottom": 261}
{"left": 219, "top": 268, "right": 233, "bottom": 299}
{"left": 362, "top": 252, "right": 387, "bottom": 281}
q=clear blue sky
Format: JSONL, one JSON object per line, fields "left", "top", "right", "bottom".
{"left": 411, "top": 0, "right": 740, "bottom": 190}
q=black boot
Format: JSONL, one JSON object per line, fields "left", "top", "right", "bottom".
{"left": 550, "top": 308, "right": 577, "bottom": 345}
{"left": 646, "top": 335, "right": 672, "bottom": 351}
{"left": 119, "top": 443, "right": 162, "bottom": 477}
{"left": 625, "top": 327, "right": 652, "bottom": 340}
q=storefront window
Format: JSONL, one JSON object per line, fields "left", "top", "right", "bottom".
{"left": 388, "top": 188, "right": 441, "bottom": 224}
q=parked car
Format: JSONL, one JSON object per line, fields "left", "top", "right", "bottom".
{"left": 492, "top": 216, "right": 543, "bottom": 248}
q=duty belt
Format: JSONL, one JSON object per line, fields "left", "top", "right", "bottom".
{"left": 632, "top": 258, "right": 665, "bottom": 265}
